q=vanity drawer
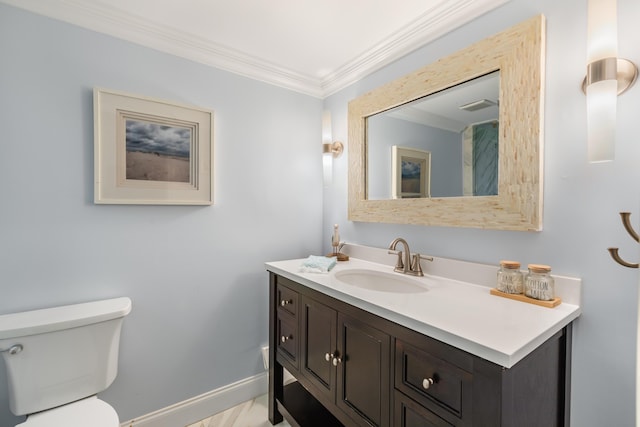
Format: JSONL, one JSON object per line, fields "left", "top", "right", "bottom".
{"left": 277, "top": 314, "right": 298, "bottom": 367}
{"left": 276, "top": 280, "right": 298, "bottom": 318}
{"left": 395, "top": 340, "right": 472, "bottom": 423}
{"left": 394, "top": 390, "right": 453, "bottom": 427}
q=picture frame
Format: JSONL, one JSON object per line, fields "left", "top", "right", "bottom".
{"left": 94, "top": 88, "right": 213, "bottom": 205}
{"left": 391, "top": 146, "right": 431, "bottom": 199}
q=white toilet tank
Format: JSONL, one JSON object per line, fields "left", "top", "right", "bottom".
{"left": 0, "top": 297, "right": 132, "bottom": 416}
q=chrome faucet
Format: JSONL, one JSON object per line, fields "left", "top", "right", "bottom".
{"left": 388, "top": 238, "right": 432, "bottom": 277}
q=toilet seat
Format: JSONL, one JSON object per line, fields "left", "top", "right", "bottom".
{"left": 15, "top": 396, "right": 119, "bottom": 427}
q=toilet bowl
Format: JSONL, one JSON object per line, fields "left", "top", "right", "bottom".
{"left": 15, "top": 396, "right": 119, "bottom": 427}
{"left": 0, "top": 297, "right": 131, "bottom": 427}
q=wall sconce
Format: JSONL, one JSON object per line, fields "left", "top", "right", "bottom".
{"left": 322, "top": 141, "right": 344, "bottom": 186}
{"left": 583, "top": 0, "right": 638, "bottom": 162}
{"left": 322, "top": 111, "right": 343, "bottom": 186}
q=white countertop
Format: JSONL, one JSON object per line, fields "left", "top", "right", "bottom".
{"left": 266, "top": 248, "right": 581, "bottom": 368}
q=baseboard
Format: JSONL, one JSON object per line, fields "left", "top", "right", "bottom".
{"left": 119, "top": 372, "right": 268, "bottom": 427}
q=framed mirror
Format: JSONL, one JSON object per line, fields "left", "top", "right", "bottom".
{"left": 348, "top": 15, "right": 545, "bottom": 231}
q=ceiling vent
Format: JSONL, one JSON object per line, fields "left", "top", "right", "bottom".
{"left": 458, "top": 99, "right": 498, "bottom": 111}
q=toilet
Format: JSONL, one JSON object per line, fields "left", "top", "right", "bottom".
{"left": 0, "top": 297, "right": 132, "bottom": 426}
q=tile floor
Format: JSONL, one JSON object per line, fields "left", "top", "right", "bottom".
{"left": 186, "top": 393, "right": 291, "bottom": 427}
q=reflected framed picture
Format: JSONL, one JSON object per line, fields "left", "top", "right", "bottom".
{"left": 391, "top": 146, "right": 431, "bottom": 199}
{"left": 94, "top": 88, "right": 213, "bottom": 205}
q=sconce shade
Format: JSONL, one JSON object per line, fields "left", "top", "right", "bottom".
{"left": 323, "top": 150, "right": 333, "bottom": 187}
{"left": 587, "top": 78, "right": 617, "bottom": 162}
{"left": 585, "top": 0, "right": 618, "bottom": 162}
{"left": 587, "top": 0, "right": 617, "bottom": 62}
{"left": 321, "top": 111, "right": 343, "bottom": 186}
{"left": 322, "top": 141, "right": 343, "bottom": 186}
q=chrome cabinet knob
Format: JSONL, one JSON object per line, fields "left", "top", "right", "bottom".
{"left": 280, "top": 299, "right": 291, "bottom": 306}
{"left": 325, "top": 352, "right": 341, "bottom": 365}
{"left": 422, "top": 378, "right": 434, "bottom": 390}
{"left": 281, "top": 335, "right": 291, "bottom": 343}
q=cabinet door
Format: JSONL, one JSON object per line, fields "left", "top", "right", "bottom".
{"left": 336, "top": 313, "right": 391, "bottom": 427}
{"left": 301, "top": 296, "right": 337, "bottom": 401}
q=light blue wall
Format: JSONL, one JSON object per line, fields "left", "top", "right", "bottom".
{"left": 367, "top": 116, "right": 461, "bottom": 199}
{"left": 323, "top": 0, "right": 640, "bottom": 425}
{"left": 2, "top": 1, "right": 640, "bottom": 426}
{"left": 0, "top": 4, "right": 323, "bottom": 425}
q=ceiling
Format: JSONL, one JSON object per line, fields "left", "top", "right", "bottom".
{"left": 1, "top": 0, "right": 509, "bottom": 98}
{"left": 388, "top": 71, "right": 500, "bottom": 133}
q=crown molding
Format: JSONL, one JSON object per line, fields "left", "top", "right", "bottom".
{"left": 0, "top": 0, "right": 509, "bottom": 98}
{"left": 321, "top": 0, "right": 510, "bottom": 97}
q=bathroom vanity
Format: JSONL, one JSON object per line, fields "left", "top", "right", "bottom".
{"left": 266, "top": 248, "right": 581, "bottom": 427}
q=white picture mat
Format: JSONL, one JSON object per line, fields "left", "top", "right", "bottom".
{"left": 94, "top": 88, "right": 213, "bottom": 205}
{"left": 391, "top": 146, "right": 431, "bottom": 199}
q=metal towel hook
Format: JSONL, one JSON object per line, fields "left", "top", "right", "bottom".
{"left": 608, "top": 212, "right": 639, "bottom": 269}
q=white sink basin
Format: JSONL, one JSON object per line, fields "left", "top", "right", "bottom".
{"left": 334, "top": 269, "right": 429, "bottom": 293}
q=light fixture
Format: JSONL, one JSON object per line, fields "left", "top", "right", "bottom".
{"left": 583, "top": 0, "right": 638, "bottom": 162}
{"left": 322, "top": 112, "right": 343, "bottom": 186}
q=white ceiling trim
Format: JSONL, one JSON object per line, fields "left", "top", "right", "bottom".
{"left": 1, "top": 0, "right": 509, "bottom": 98}
{"left": 321, "top": 0, "right": 510, "bottom": 97}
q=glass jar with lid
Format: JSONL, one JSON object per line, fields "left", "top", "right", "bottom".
{"left": 524, "top": 264, "right": 555, "bottom": 301}
{"left": 496, "top": 260, "right": 523, "bottom": 294}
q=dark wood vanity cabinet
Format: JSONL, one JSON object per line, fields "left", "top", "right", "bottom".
{"left": 268, "top": 273, "right": 572, "bottom": 427}
{"left": 300, "top": 296, "right": 391, "bottom": 427}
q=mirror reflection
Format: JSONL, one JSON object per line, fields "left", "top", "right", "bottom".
{"left": 367, "top": 71, "right": 500, "bottom": 199}
{"left": 348, "top": 15, "right": 544, "bottom": 230}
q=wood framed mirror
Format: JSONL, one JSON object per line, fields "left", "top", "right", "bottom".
{"left": 348, "top": 15, "right": 545, "bottom": 231}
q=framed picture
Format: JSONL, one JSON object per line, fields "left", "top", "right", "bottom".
{"left": 94, "top": 88, "right": 213, "bottom": 205}
{"left": 391, "top": 146, "right": 431, "bottom": 199}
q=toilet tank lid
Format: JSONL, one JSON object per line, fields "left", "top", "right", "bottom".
{"left": 0, "top": 297, "right": 132, "bottom": 340}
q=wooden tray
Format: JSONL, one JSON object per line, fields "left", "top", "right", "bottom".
{"left": 490, "top": 288, "right": 561, "bottom": 308}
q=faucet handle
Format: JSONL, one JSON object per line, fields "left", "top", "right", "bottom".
{"left": 410, "top": 253, "right": 424, "bottom": 276}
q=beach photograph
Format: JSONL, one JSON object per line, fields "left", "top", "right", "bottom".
{"left": 125, "top": 119, "right": 191, "bottom": 183}
{"left": 401, "top": 159, "right": 422, "bottom": 194}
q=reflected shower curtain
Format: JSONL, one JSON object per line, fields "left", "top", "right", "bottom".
{"left": 472, "top": 121, "right": 499, "bottom": 196}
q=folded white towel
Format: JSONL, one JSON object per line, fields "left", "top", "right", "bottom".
{"left": 299, "top": 255, "right": 337, "bottom": 273}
